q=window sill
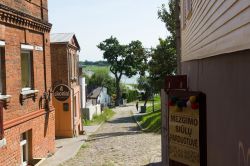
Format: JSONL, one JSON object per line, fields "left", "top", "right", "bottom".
{"left": 0, "top": 95, "right": 11, "bottom": 101}
{"left": 21, "top": 89, "right": 39, "bottom": 96}
{"left": 0, "top": 138, "right": 7, "bottom": 148}
{"left": 20, "top": 89, "right": 39, "bottom": 105}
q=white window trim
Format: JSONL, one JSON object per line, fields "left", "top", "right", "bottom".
{"left": 0, "top": 95, "right": 11, "bottom": 101}
{"left": 0, "top": 46, "right": 10, "bottom": 100}
{"left": 21, "top": 44, "right": 34, "bottom": 51}
{"left": 20, "top": 132, "right": 29, "bottom": 166}
{"left": 0, "top": 41, "right": 5, "bottom": 47}
{"left": 21, "top": 89, "right": 39, "bottom": 95}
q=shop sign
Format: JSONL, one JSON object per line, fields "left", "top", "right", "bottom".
{"left": 53, "top": 84, "right": 71, "bottom": 102}
{"left": 168, "top": 91, "right": 206, "bottom": 166}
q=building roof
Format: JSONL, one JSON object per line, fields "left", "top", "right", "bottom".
{"left": 87, "top": 87, "right": 103, "bottom": 99}
{"left": 50, "top": 33, "right": 80, "bottom": 50}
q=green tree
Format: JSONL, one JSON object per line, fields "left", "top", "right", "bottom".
{"left": 158, "top": 0, "right": 181, "bottom": 73}
{"left": 87, "top": 70, "right": 116, "bottom": 96}
{"left": 137, "top": 76, "right": 153, "bottom": 107}
{"left": 98, "top": 36, "right": 147, "bottom": 106}
{"left": 148, "top": 38, "right": 176, "bottom": 91}
{"left": 158, "top": 0, "right": 176, "bottom": 47}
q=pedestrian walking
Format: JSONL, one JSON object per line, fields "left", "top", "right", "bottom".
{"left": 136, "top": 101, "right": 139, "bottom": 111}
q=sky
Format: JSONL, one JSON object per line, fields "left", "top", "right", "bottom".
{"left": 48, "top": 0, "right": 169, "bottom": 61}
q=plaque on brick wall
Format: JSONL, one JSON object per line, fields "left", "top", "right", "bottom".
{"left": 53, "top": 84, "right": 71, "bottom": 102}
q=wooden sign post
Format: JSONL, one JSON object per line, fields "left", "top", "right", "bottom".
{"left": 162, "top": 76, "right": 207, "bottom": 166}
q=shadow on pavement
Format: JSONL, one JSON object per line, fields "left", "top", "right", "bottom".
{"left": 87, "top": 130, "right": 142, "bottom": 142}
{"left": 107, "top": 115, "right": 136, "bottom": 124}
{"left": 144, "top": 162, "right": 162, "bottom": 166}
{"left": 86, "top": 112, "right": 143, "bottom": 142}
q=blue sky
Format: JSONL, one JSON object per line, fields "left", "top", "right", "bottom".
{"left": 48, "top": 0, "right": 169, "bottom": 61}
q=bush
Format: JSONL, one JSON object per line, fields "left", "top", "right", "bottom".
{"left": 126, "top": 90, "right": 139, "bottom": 103}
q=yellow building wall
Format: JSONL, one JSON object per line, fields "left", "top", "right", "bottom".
{"left": 52, "top": 85, "right": 83, "bottom": 138}
{"left": 53, "top": 96, "right": 73, "bottom": 137}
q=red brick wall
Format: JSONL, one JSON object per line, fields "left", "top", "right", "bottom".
{"left": 51, "top": 44, "right": 69, "bottom": 87}
{"left": 0, "top": 0, "right": 54, "bottom": 165}
{"left": 0, "top": 110, "right": 55, "bottom": 166}
{"left": 0, "top": 0, "right": 48, "bottom": 21}
{"left": 1, "top": 26, "right": 52, "bottom": 122}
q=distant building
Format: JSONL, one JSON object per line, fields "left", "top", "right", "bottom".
{"left": 50, "top": 33, "right": 83, "bottom": 137}
{"left": 87, "top": 87, "right": 111, "bottom": 107}
{"left": 0, "top": 1, "right": 55, "bottom": 165}
{"left": 180, "top": 1, "right": 250, "bottom": 165}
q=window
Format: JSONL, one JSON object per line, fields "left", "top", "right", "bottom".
{"left": 74, "top": 96, "right": 77, "bottom": 117}
{"left": 0, "top": 48, "right": 4, "bottom": 94}
{"left": 185, "top": 0, "right": 192, "bottom": 19}
{"left": 20, "top": 132, "right": 29, "bottom": 166}
{"left": 21, "top": 50, "right": 33, "bottom": 90}
{"left": 182, "top": 0, "right": 193, "bottom": 28}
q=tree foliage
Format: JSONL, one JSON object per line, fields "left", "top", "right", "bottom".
{"left": 158, "top": 0, "right": 177, "bottom": 47}
{"left": 137, "top": 76, "right": 153, "bottom": 106}
{"left": 148, "top": 38, "right": 177, "bottom": 91}
{"left": 86, "top": 70, "right": 116, "bottom": 96}
{"left": 98, "top": 36, "right": 147, "bottom": 106}
{"left": 145, "top": 0, "right": 178, "bottom": 92}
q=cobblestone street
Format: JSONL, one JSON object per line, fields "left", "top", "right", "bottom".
{"left": 62, "top": 105, "right": 161, "bottom": 166}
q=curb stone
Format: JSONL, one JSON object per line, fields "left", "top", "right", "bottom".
{"left": 130, "top": 110, "right": 146, "bottom": 132}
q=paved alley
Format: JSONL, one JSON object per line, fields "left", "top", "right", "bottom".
{"left": 62, "top": 105, "right": 161, "bottom": 166}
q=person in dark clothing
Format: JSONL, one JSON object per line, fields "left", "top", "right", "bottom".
{"left": 136, "top": 101, "right": 139, "bottom": 111}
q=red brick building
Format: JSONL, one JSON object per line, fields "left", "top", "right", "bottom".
{"left": 0, "top": 1, "right": 55, "bottom": 165}
{"left": 50, "top": 33, "right": 82, "bottom": 138}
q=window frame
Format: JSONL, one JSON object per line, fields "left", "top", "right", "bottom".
{"left": 185, "top": 0, "right": 193, "bottom": 20}
{"left": 0, "top": 41, "right": 5, "bottom": 95}
{"left": 20, "top": 132, "right": 29, "bottom": 166}
{"left": 20, "top": 48, "right": 34, "bottom": 91}
{"left": 181, "top": 0, "right": 193, "bottom": 29}
{"left": 0, "top": 47, "right": 3, "bottom": 94}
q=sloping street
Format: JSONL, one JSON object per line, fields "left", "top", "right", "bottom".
{"left": 62, "top": 105, "right": 161, "bottom": 166}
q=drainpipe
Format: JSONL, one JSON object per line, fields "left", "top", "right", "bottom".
{"left": 43, "top": 34, "right": 47, "bottom": 92}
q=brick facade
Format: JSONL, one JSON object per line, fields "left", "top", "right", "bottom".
{"left": 51, "top": 34, "right": 82, "bottom": 138}
{"left": 0, "top": 0, "right": 54, "bottom": 165}
{"left": 50, "top": 44, "right": 68, "bottom": 86}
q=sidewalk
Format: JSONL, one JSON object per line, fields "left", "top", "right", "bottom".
{"left": 40, "top": 124, "right": 103, "bottom": 166}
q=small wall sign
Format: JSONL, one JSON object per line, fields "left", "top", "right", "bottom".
{"left": 63, "top": 103, "right": 69, "bottom": 111}
{"left": 35, "top": 46, "right": 43, "bottom": 51}
{"left": 53, "top": 84, "right": 71, "bottom": 102}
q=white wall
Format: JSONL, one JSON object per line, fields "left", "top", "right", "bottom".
{"left": 84, "top": 104, "right": 101, "bottom": 120}
{"left": 79, "top": 77, "right": 86, "bottom": 108}
{"left": 99, "top": 87, "right": 111, "bottom": 107}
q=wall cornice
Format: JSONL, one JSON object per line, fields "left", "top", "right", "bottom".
{"left": 0, "top": 4, "right": 52, "bottom": 33}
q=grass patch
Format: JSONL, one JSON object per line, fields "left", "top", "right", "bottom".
{"left": 83, "top": 108, "right": 115, "bottom": 126}
{"left": 137, "top": 110, "right": 161, "bottom": 133}
{"left": 84, "top": 65, "right": 110, "bottom": 74}
{"left": 146, "top": 102, "right": 161, "bottom": 113}
{"left": 81, "top": 143, "right": 89, "bottom": 149}
{"left": 137, "top": 95, "right": 161, "bottom": 133}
